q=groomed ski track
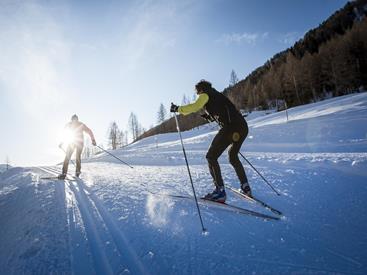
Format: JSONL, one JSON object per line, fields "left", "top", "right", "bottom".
{"left": 37, "top": 166, "right": 148, "bottom": 275}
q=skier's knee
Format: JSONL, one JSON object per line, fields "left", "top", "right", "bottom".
{"left": 206, "top": 151, "right": 217, "bottom": 164}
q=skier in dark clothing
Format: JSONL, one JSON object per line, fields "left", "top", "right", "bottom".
{"left": 58, "top": 114, "right": 96, "bottom": 179}
{"left": 170, "top": 80, "right": 251, "bottom": 202}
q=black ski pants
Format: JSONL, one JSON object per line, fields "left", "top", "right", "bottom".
{"left": 206, "top": 120, "right": 248, "bottom": 188}
{"left": 62, "top": 143, "right": 83, "bottom": 175}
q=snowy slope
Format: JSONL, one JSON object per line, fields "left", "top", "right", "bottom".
{"left": 1, "top": 92, "right": 367, "bottom": 274}
{"left": 0, "top": 164, "right": 11, "bottom": 173}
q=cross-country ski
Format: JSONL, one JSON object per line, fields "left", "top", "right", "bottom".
{"left": 148, "top": 191, "right": 280, "bottom": 221}
{"left": 225, "top": 184, "right": 283, "bottom": 216}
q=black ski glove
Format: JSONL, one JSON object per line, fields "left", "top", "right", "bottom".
{"left": 170, "top": 103, "right": 179, "bottom": 113}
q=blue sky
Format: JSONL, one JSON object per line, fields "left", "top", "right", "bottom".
{"left": 0, "top": 0, "right": 348, "bottom": 166}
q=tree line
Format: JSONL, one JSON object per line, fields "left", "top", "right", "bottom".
{"left": 225, "top": 0, "right": 367, "bottom": 110}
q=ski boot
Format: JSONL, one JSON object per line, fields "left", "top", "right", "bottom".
{"left": 75, "top": 172, "right": 81, "bottom": 178}
{"left": 58, "top": 174, "right": 66, "bottom": 180}
{"left": 240, "top": 182, "right": 252, "bottom": 197}
{"left": 203, "top": 187, "right": 226, "bottom": 203}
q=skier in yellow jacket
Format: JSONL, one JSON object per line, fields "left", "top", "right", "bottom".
{"left": 170, "top": 80, "right": 251, "bottom": 202}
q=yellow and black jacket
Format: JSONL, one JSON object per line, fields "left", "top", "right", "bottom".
{"left": 178, "top": 88, "right": 244, "bottom": 127}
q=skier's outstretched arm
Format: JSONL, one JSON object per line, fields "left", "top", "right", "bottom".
{"left": 83, "top": 124, "right": 96, "bottom": 145}
{"left": 171, "top": 93, "right": 209, "bottom": 116}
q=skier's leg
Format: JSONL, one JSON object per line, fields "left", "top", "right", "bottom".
{"left": 228, "top": 124, "right": 251, "bottom": 194}
{"left": 62, "top": 145, "right": 74, "bottom": 175}
{"left": 75, "top": 145, "right": 83, "bottom": 175}
{"left": 206, "top": 128, "right": 231, "bottom": 188}
{"left": 228, "top": 137, "right": 248, "bottom": 184}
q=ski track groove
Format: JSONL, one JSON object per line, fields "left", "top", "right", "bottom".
{"left": 37, "top": 166, "right": 149, "bottom": 275}
{"left": 64, "top": 179, "right": 118, "bottom": 275}
{"left": 53, "top": 170, "right": 95, "bottom": 275}
{"left": 324, "top": 248, "right": 363, "bottom": 269}
{"left": 38, "top": 166, "right": 114, "bottom": 275}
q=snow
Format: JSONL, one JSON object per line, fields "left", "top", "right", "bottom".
{"left": 1, "top": 92, "right": 367, "bottom": 274}
{"left": 0, "top": 164, "right": 11, "bottom": 173}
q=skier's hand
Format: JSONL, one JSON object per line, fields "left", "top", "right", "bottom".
{"left": 58, "top": 143, "right": 63, "bottom": 149}
{"left": 170, "top": 103, "right": 179, "bottom": 113}
{"left": 92, "top": 139, "right": 97, "bottom": 146}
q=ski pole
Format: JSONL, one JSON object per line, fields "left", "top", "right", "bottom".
{"left": 239, "top": 152, "right": 281, "bottom": 196}
{"left": 96, "top": 145, "right": 134, "bottom": 169}
{"left": 174, "top": 112, "right": 207, "bottom": 233}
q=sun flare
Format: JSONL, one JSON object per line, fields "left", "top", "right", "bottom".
{"left": 59, "top": 128, "right": 75, "bottom": 146}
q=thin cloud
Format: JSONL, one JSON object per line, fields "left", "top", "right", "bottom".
{"left": 217, "top": 32, "right": 269, "bottom": 45}
{"left": 117, "top": 1, "right": 194, "bottom": 72}
{"left": 0, "top": 1, "right": 73, "bottom": 118}
{"left": 278, "top": 31, "right": 302, "bottom": 45}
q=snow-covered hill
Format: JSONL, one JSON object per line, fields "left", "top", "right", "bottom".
{"left": 1, "top": 93, "right": 367, "bottom": 274}
{"left": 0, "top": 164, "right": 11, "bottom": 173}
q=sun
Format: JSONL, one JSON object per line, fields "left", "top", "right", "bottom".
{"left": 60, "top": 128, "right": 75, "bottom": 146}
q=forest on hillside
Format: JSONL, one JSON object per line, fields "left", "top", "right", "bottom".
{"left": 226, "top": 1, "right": 367, "bottom": 111}
{"left": 136, "top": 0, "right": 367, "bottom": 142}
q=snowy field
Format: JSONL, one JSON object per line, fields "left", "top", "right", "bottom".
{"left": 1, "top": 93, "right": 367, "bottom": 274}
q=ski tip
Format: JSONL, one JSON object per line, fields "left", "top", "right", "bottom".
{"left": 275, "top": 210, "right": 283, "bottom": 216}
